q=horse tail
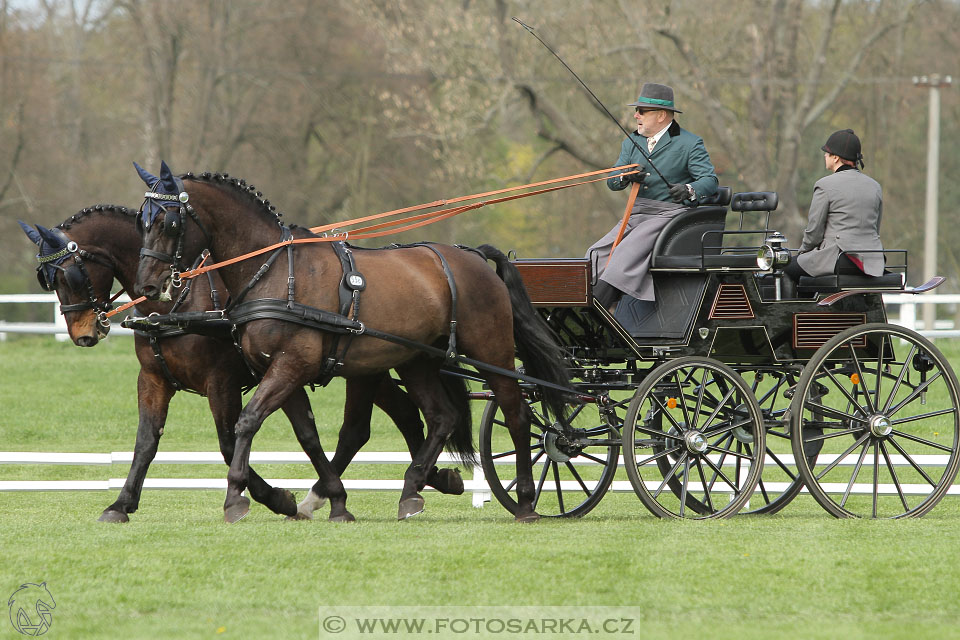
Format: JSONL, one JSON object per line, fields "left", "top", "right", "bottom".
{"left": 439, "top": 371, "right": 477, "bottom": 466}
{"left": 474, "top": 244, "right": 571, "bottom": 422}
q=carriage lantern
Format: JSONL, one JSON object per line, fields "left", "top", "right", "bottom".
{"left": 756, "top": 232, "right": 790, "bottom": 271}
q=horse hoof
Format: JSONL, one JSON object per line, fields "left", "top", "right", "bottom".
{"left": 398, "top": 495, "right": 425, "bottom": 520}
{"left": 285, "top": 511, "right": 313, "bottom": 521}
{"left": 329, "top": 511, "right": 356, "bottom": 523}
{"left": 515, "top": 511, "right": 540, "bottom": 523}
{"left": 433, "top": 468, "right": 465, "bottom": 495}
{"left": 98, "top": 509, "right": 129, "bottom": 523}
{"left": 275, "top": 489, "right": 298, "bottom": 517}
{"left": 224, "top": 497, "right": 251, "bottom": 524}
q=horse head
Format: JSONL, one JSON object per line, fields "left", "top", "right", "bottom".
{"left": 134, "top": 160, "right": 212, "bottom": 301}
{"left": 19, "top": 218, "right": 117, "bottom": 346}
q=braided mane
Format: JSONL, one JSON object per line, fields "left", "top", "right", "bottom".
{"left": 183, "top": 172, "right": 285, "bottom": 228}
{"left": 57, "top": 204, "right": 136, "bottom": 231}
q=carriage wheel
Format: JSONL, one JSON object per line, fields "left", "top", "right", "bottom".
{"left": 623, "top": 356, "right": 766, "bottom": 519}
{"left": 790, "top": 323, "right": 960, "bottom": 518}
{"left": 479, "top": 392, "right": 620, "bottom": 518}
{"left": 736, "top": 368, "right": 814, "bottom": 515}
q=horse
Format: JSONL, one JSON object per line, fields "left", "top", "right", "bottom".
{"left": 19, "top": 205, "right": 463, "bottom": 522}
{"left": 133, "top": 162, "right": 571, "bottom": 522}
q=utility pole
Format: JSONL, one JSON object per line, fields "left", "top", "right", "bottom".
{"left": 913, "top": 74, "right": 952, "bottom": 332}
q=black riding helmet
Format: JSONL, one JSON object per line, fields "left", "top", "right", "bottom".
{"left": 822, "top": 129, "right": 864, "bottom": 168}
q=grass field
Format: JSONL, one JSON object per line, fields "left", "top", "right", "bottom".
{"left": 3, "top": 336, "right": 960, "bottom": 639}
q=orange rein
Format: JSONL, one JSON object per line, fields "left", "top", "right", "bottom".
{"left": 104, "top": 164, "right": 642, "bottom": 319}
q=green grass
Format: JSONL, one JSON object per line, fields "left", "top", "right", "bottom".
{"left": 4, "top": 336, "right": 960, "bottom": 639}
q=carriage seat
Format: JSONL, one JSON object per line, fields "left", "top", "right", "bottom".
{"left": 650, "top": 187, "right": 766, "bottom": 270}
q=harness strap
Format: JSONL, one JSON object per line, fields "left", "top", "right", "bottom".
{"left": 225, "top": 226, "right": 292, "bottom": 312}
{"left": 409, "top": 243, "right": 459, "bottom": 360}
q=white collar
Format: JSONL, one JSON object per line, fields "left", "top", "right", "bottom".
{"left": 646, "top": 124, "right": 670, "bottom": 146}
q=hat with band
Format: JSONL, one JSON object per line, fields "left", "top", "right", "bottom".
{"left": 627, "top": 83, "right": 682, "bottom": 113}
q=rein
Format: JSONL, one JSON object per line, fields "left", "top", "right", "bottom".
{"left": 105, "top": 163, "right": 642, "bottom": 320}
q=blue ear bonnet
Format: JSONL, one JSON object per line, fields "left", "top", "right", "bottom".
{"left": 19, "top": 221, "right": 76, "bottom": 289}
{"left": 134, "top": 161, "right": 188, "bottom": 231}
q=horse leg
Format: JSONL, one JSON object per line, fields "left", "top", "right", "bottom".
{"left": 206, "top": 380, "right": 297, "bottom": 517}
{"left": 373, "top": 374, "right": 464, "bottom": 496}
{"left": 394, "top": 363, "right": 464, "bottom": 520}
{"left": 485, "top": 375, "right": 539, "bottom": 522}
{"left": 99, "top": 370, "right": 173, "bottom": 523}
{"left": 281, "top": 386, "right": 354, "bottom": 522}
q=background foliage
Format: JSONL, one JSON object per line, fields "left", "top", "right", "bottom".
{"left": 1, "top": 0, "right": 958, "bottom": 298}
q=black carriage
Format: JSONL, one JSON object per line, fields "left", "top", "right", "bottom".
{"left": 478, "top": 189, "right": 960, "bottom": 519}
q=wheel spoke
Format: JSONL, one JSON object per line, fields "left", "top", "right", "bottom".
{"left": 634, "top": 445, "right": 682, "bottom": 468}
{"left": 552, "top": 462, "right": 565, "bottom": 514}
{"left": 579, "top": 451, "right": 610, "bottom": 465}
{"left": 673, "top": 369, "right": 694, "bottom": 432}
{"left": 887, "top": 371, "right": 943, "bottom": 417}
{"left": 872, "top": 441, "right": 879, "bottom": 518}
{"left": 700, "top": 452, "right": 740, "bottom": 493}
{"left": 695, "top": 458, "right": 715, "bottom": 512}
{"left": 814, "top": 432, "right": 871, "bottom": 481}
{"left": 883, "top": 436, "right": 938, "bottom": 487}
{"left": 565, "top": 461, "right": 591, "bottom": 496}
{"left": 679, "top": 458, "right": 691, "bottom": 517}
{"left": 882, "top": 343, "right": 918, "bottom": 413}
{"left": 847, "top": 343, "right": 877, "bottom": 414}
{"left": 880, "top": 440, "right": 910, "bottom": 512}
{"left": 651, "top": 395, "right": 685, "bottom": 432}
{"left": 891, "top": 407, "right": 957, "bottom": 426}
{"left": 805, "top": 426, "right": 866, "bottom": 442}
{"left": 654, "top": 452, "right": 688, "bottom": 499}
{"left": 532, "top": 458, "right": 550, "bottom": 509}
{"left": 766, "top": 448, "right": 799, "bottom": 481}
{"left": 874, "top": 336, "right": 886, "bottom": 412}
{"left": 821, "top": 367, "right": 871, "bottom": 418}
{"left": 691, "top": 366, "right": 710, "bottom": 431}
{"left": 699, "top": 385, "right": 737, "bottom": 432}
{"left": 839, "top": 439, "right": 871, "bottom": 508}
{"left": 805, "top": 399, "right": 867, "bottom": 423}
{"left": 706, "top": 444, "right": 753, "bottom": 461}
{"left": 889, "top": 429, "right": 955, "bottom": 453}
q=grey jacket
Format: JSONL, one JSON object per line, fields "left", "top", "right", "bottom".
{"left": 796, "top": 167, "right": 884, "bottom": 277}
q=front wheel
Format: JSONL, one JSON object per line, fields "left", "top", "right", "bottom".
{"left": 790, "top": 323, "right": 960, "bottom": 518}
{"left": 479, "top": 393, "right": 621, "bottom": 518}
{"left": 623, "top": 356, "right": 766, "bottom": 519}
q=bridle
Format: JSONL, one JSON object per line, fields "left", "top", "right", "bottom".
{"left": 137, "top": 177, "right": 212, "bottom": 292}
{"left": 35, "top": 229, "right": 117, "bottom": 331}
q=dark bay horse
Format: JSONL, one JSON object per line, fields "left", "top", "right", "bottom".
{"left": 20, "top": 206, "right": 462, "bottom": 522}
{"left": 133, "top": 163, "right": 571, "bottom": 522}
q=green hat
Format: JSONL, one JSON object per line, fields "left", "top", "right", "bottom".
{"left": 627, "top": 83, "right": 682, "bottom": 113}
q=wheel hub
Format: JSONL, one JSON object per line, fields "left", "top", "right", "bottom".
{"left": 684, "top": 430, "right": 708, "bottom": 454}
{"left": 542, "top": 430, "right": 579, "bottom": 462}
{"left": 868, "top": 414, "right": 893, "bottom": 437}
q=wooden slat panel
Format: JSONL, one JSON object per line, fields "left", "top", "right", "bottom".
{"left": 512, "top": 260, "right": 590, "bottom": 306}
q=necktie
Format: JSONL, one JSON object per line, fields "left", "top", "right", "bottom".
{"left": 647, "top": 136, "right": 657, "bottom": 153}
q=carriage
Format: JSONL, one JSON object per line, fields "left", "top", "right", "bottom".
{"left": 476, "top": 188, "right": 960, "bottom": 519}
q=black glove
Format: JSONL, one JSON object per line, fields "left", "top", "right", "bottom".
{"left": 669, "top": 183, "right": 691, "bottom": 203}
{"left": 621, "top": 167, "right": 646, "bottom": 185}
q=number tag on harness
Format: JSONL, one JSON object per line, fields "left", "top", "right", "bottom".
{"left": 344, "top": 272, "right": 366, "bottom": 291}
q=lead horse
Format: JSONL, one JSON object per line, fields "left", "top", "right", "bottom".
{"left": 20, "top": 204, "right": 463, "bottom": 522}
{"left": 133, "top": 162, "right": 571, "bottom": 522}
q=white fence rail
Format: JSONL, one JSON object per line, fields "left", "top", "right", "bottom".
{"left": 3, "top": 451, "right": 959, "bottom": 504}
{"left": 2, "top": 293, "right": 959, "bottom": 339}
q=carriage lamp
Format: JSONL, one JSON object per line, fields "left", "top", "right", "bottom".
{"left": 757, "top": 232, "right": 790, "bottom": 271}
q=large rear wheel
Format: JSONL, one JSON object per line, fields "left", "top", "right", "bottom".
{"left": 790, "top": 323, "right": 960, "bottom": 518}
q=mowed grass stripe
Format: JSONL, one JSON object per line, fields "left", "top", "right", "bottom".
{"left": 4, "top": 336, "right": 960, "bottom": 639}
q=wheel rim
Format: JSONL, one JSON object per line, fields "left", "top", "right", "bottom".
{"left": 791, "top": 324, "right": 960, "bottom": 518}
{"left": 738, "top": 368, "right": 812, "bottom": 515}
{"left": 479, "top": 394, "right": 621, "bottom": 518}
{"left": 624, "top": 357, "right": 766, "bottom": 519}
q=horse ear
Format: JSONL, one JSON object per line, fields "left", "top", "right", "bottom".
{"left": 133, "top": 161, "right": 159, "bottom": 186}
{"left": 36, "top": 225, "right": 63, "bottom": 248}
{"left": 159, "top": 160, "right": 178, "bottom": 190}
{"left": 18, "top": 220, "right": 42, "bottom": 247}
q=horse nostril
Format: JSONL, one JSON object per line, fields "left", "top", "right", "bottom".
{"left": 136, "top": 284, "right": 159, "bottom": 299}
{"left": 77, "top": 335, "right": 97, "bottom": 347}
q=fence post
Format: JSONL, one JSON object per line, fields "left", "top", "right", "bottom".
{"left": 54, "top": 303, "right": 69, "bottom": 341}
{"left": 898, "top": 298, "right": 916, "bottom": 332}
